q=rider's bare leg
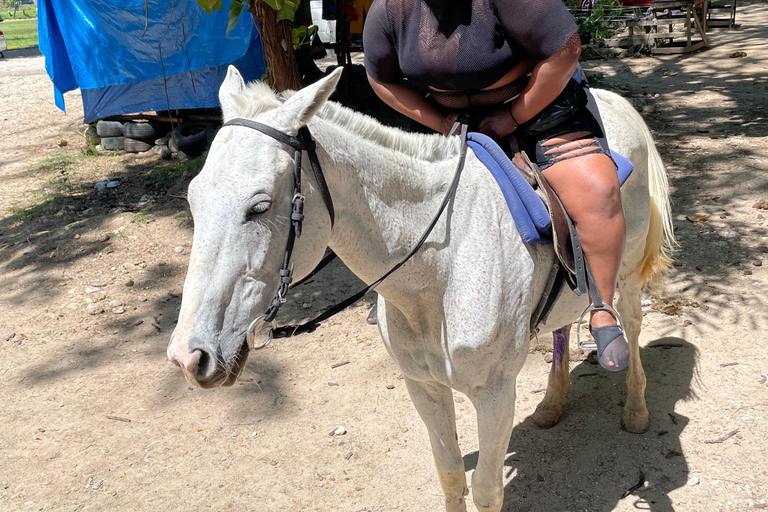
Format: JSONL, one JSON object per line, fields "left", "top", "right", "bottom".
{"left": 540, "top": 134, "right": 628, "bottom": 369}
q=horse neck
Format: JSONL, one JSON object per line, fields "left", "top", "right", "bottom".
{"left": 309, "top": 115, "right": 460, "bottom": 287}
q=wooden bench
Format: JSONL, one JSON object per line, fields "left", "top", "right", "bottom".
{"left": 650, "top": 0, "right": 709, "bottom": 53}
{"left": 706, "top": 0, "right": 737, "bottom": 28}
{"left": 606, "top": 0, "right": 710, "bottom": 54}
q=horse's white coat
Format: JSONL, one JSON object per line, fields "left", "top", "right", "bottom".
{"left": 168, "top": 67, "right": 674, "bottom": 511}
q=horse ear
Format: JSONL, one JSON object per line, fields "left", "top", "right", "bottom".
{"left": 278, "top": 67, "right": 343, "bottom": 131}
{"left": 219, "top": 66, "right": 246, "bottom": 120}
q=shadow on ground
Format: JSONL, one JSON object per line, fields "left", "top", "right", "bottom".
{"left": 0, "top": 140, "right": 371, "bottom": 417}
{"left": 582, "top": 12, "right": 768, "bottom": 333}
{"left": 0, "top": 45, "right": 42, "bottom": 60}
{"left": 462, "top": 338, "right": 698, "bottom": 511}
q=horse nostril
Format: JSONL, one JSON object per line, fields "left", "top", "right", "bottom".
{"left": 195, "top": 349, "right": 215, "bottom": 379}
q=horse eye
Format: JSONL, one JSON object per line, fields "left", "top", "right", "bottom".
{"left": 245, "top": 194, "right": 272, "bottom": 222}
{"left": 251, "top": 201, "right": 271, "bottom": 214}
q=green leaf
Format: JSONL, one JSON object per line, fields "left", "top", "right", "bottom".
{"left": 291, "top": 25, "right": 319, "bottom": 48}
{"left": 275, "top": 0, "right": 299, "bottom": 22}
{"left": 195, "top": 0, "right": 223, "bottom": 15}
{"left": 226, "top": 0, "right": 247, "bottom": 37}
{"left": 261, "top": 0, "right": 283, "bottom": 11}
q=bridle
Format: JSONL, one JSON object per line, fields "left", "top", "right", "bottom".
{"left": 221, "top": 116, "right": 469, "bottom": 350}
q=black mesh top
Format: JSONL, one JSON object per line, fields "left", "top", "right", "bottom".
{"left": 363, "top": 0, "right": 578, "bottom": 91}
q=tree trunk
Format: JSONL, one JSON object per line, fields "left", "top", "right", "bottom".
{"left": 248, "top": 0, "right": 303, "bottom": 92}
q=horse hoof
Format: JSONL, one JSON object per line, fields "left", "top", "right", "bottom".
{"left": 531, "top": 405, "right": 561, "bottom": 429}
{"left": 620, "top": 409, "right": 649, "bottom": 434}
{"left": 445, "top": 497, "right": 468, "bottom": 512}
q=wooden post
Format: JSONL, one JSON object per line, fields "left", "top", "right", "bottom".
{"left": 248, "top": 0, "right": 303, "bottom": 92}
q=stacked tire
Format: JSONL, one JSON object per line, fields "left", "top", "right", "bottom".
{"left": 96, "top": 120, "right": 171, "bottom": 153}
{"left": 94, "top": 119, "right": 215, "bottom": 157}
{"left": 96, "top": 120, "right": 124, "bottom": 150}
{"left": 123, "top": 122, "right": 169, "bottom": 153}
{"left": 171, "top": 122, "right": 211, "bottom": 158}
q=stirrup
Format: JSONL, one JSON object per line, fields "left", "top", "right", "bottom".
{"left": 576, "top": 302, "right": 623, "bottom": 352}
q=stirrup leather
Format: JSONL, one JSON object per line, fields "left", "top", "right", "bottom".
{"left": 574, "top": 255, "right": 624, "bottom": 352}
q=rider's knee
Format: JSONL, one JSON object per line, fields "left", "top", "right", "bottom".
{"left": 581, "top": 170, "right": 624, "bottom": 221}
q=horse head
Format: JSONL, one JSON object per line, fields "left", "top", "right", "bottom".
{"left": 167, "top": 66, "right": 342, "bottom": 388}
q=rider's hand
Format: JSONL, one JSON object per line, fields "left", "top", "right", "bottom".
{"left": 440, "top": 112, "right": 462, "bottom": 136}
{"left": 478, "top": 108, "right": 518, "bottom": 139}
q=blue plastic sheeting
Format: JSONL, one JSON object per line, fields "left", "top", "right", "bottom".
{"left": 81, "top": 31, "right": 265, "bottom": 123}
{"left": 38, "top": 0, "right": 260, "bottom": 114}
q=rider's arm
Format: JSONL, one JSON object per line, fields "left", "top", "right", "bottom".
{"left": 477, "top": 0, "right": 580, "bottom": 138}
{"left": 477, "top": 33, "right": 581, "bottom": 139}
{"left": 509, "top": 33, "right": 581, "bottom": 125}
{"left": 367, "top": 76, "right": 456, "bottom": 135}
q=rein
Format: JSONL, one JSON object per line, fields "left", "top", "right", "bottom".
{"left": 222, "top": 116, "right": 469, "bottom": 349}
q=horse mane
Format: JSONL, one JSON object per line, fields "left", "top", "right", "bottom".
{"left": 232, "top": 81, "right": 461, "bottom": 163}
{"left": 316, "top": 101, "right": 461, "bottom": 162}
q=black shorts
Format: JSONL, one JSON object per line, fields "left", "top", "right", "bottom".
{"left": 516, "top": 79, "right": 616, "bottom": 172}
{"left": 408, "top": 77, "right": 616, "bottom": 172}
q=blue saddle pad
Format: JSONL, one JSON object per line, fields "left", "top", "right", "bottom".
{"left": 466, "top": 132, "right": 634, "bottom": 245}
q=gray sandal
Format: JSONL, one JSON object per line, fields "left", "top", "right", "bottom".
{"left": 589, "top": 324, "right": 629, "bottom": 372}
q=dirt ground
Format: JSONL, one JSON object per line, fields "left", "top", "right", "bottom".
{"left": 1, "top": 5, "right": 767, "bottom": 511}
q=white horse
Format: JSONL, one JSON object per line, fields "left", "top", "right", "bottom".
{"left": 167, "top": 66, "right": 674, "bottom": 512}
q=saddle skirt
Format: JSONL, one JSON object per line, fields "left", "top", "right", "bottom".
{"left": 467, "top": 132, "right": 634, "bottom": 245}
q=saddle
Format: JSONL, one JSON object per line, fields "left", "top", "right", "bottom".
{"left": 466, "top": 132, "right": 634, "bottom": 332}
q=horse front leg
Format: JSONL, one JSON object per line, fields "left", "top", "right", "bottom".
{"left": 532, "top": 325, "right": 571, "bottom": 428}
{"left": 616, "top": 279, "right": 649, "bottom": 433}
{"left": 403, "top": 377, "right": 469, "bottom": 512}
{"left": 467, "top": 376, "right": 517, "bottom": 512}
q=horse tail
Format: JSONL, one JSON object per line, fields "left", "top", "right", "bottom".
{"left": 634, "top": 114, "right": 676, "bottom": 288}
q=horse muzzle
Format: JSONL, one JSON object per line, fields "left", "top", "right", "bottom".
{"left": 167, "top": 330, "right": 250, "bottom": 389}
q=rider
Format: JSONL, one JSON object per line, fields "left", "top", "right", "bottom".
{"left": 362, "top": 0, "right": 629, "bottom": 371}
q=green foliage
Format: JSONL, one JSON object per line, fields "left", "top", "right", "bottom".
{"left": 261, "top": 0, "right": 300, "bottom": 22}
{"left": 2, "top": 7, "right": 36, "bottom": 18}
{"left": 569, "top": 0, "right": 624, "bottom": 43}
{"left": 1, "top": 19, "right": 38, "bottom": 48}
{"left": 195, "top": 0, "right": 248, "bottom": 36}
{"left": 30, "top": 154, "right": 77, "bottom": 177}
{"left": 291, "top": 24, "right": 317, "bottom": 49}
{"left": 196, "top": 0, "right": 301, "bottom": 35}
{"left": 146, "top": 156, "right": 205, "bottom": 191}
{"left": 226, "top": 0, "right": 246, "bottom": 36}
{"left": 132, "top": 212, "right": 153, "bottom": 225}
{"left": 5, "top": 154, "right": 77, "bottom": 224}
{"left": 195, "top": 0, "right": 223, "bottom": 14}
{"left": 174, "top": 212, "right": 192, "bottom": 227}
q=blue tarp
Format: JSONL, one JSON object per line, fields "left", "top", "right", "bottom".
{"left": 38, "top": 0, "right": 266, "bottom": 122}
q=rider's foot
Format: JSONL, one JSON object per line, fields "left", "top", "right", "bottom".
{"left": 366, "top": 304, "right": 378, "bottom": 325}
{"left": 589, "top": 309, "right": 629, "bottom": 372}
{"left": 589, "top": 309, "right": 617, "bottom": 329}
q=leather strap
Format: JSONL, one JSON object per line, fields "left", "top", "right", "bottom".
{"left": 224, "top": 114, "right": 470, "bottom": 342}
{"left": 272, "top": 124, "right": 470, "bottom": 338}
{"left": 223, "top": 118, "right": 307, "bottom": 151}
{"left": 530, "top": 260, "right": 566, "bottom": 334}
{"left": 299, "top": 126, "right": 335, "bottom": 226}
{"left": 223, "top": 119, "right": 335, "bottom": 227}
{"left": 291, "top": 249, "right": 337, "bottom": 288}
{"left": 222, "top": 118, "right": 319, "bottom": 324}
